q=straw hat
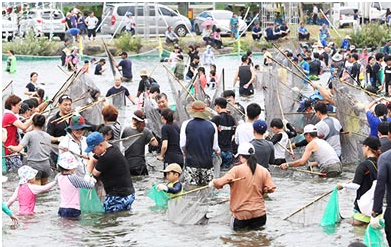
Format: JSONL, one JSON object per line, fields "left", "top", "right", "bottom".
{"left": 331, "top": 53, "right": 343, "bottom": 62}
{"left": 139, "top": 68, "right": 148, "bottom": 77}
{"left": 187, "top": 100, "right": 210, "bottom": 120}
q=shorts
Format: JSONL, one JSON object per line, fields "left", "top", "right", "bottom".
{"left": 28, "top": 160, "right": 52, "bottom": 179}
{"left": 239, "top": 86, "right": 254, "bottom": 97}
{"left": 58, "top": 207, "right": 81, "bottom": 219}
{"left": 183, "top": 166, "right": 214, "bottom": 186}
{"left": 230, "top": 214, "right": 267, "bottom": 231}
{"left": 5, "top": 155, "right": 23, "bottom": 171}
{"left": 320, "top": 162, "right": 342, "bottom": 177}
{"left": 104, "top": 194, "right": 135, "bottom": 213}
{"left": 352, "top": 209, "right": 370, "bottom": 223}
{"left": 220, "top": 151, "right": 233, "bottom": 169}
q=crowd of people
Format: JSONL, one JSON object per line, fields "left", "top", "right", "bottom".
{"left": 3, "top": 9, "right": 391, "bottom": 245}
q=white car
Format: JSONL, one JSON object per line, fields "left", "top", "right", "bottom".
{"left": 193, "top": 10, "right": 247, "bottom": 36}
{"left": 19, "top": 8, "right": 66, "bottom": 40}
{"left": 2, "top": 15, "right": 18, "bottom": 41}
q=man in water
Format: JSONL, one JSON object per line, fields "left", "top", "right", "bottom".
{"left": 114, "top": 52, "right": 133, "bottom": 82}
{"left": 279, "top": 124, "right": 342, "bottom": 177}
{"left": 106, "top": 76, "right": 136, "bottom": 108}
{"left": 180, "top": 100, "right": 220, "bottom": 185}
{"left": 233, "top": 55, "right": 255, "bottom": 97}
{"left": 85, "top": 132, "right": 136, "bottom": 213}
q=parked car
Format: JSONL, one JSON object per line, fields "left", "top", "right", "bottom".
{"left": 193, "top": 10, "right": 247, "bottom": 36}
{"left": 329, "top": 7, "right": 356, "bottom": 28}
{"left": 18, "top": 8, "right": 66, "bottom": 40}
{"left": 100, "top": 3, "right": 192, "bottom": 37}
{"left": 2, "top": 15, "right": 18, "bottom": 41}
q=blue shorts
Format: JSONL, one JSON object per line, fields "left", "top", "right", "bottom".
{"left": 104, "top": 194, "right": 135, "bottom": 213}
{"left": 220, "top": 151, "right": 233, "bottom": 169}
{"left": 58, "top": 207, "right": 81, "bottom": 219}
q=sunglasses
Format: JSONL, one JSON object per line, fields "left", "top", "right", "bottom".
{"left": 59, "top": 95, "right": 72, "bottom": 103}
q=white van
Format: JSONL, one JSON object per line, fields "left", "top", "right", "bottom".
{"left": 101, "top": 3, "right": 192, "bottom": 37}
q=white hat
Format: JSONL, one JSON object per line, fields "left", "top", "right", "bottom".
{"left": 235, "top": 142, "right": 255, "bottom": 157}
{"left": 57, "top": 152, "right": 79, "bottom": 170}
{"left": 303, "top": 124, "right": 318, "bottom": 134}
{"left": 18, "top": 166, "right": 38, "bottom": 185}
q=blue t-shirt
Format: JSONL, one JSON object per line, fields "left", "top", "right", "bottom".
{"left": 252, "top": 26, "right": 261, "bottom": 33}
{"left": 298, "top": 27, "right": 308, "bottom": 34}
{"left": 366, "top": 111, "right": 391, "bottom": 136}
{"left": 67, "top": 28, "right": 80, "bottom": 36}
{"left": 119, "top": 58, "right": 132, "bottom": 79}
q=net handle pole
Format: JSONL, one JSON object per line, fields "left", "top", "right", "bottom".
{"left": 283, "top": 179, "right": 352, "bottom": 220}
{"left": 2, "top": 80, "right": 13, "bottom": 92}
{"left": 109, "top": 133, "right": 144, "bottom": 144}
{"left": 40, "top": 142, "right": 90, "bottom": 160}
{"left": 170, "top": 177, "right": 245, "bottom": 199}
{"left": 275, "top": 87, "right": 295, "bottom": 159}
{"left": 163, "top": 64, "right": 196, "bottom": 101}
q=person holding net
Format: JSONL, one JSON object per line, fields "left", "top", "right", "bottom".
{"left": 209, "top": 142, "right": 276, "bottom": 231}
{"left": 337, "top": 136, "right": 381, "bottom": 226}
{"left": 156, "top": 163, "right": 183, "bottom": 197}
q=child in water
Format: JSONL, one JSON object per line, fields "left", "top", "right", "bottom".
{"left": 57, "top": 152, "right": 96, "bottom": 219}
{"left": 7, "top": 166, "right": 57, "bottom": 215}
{"left": 157, "top": 163, "right": 183, "bottom": 196}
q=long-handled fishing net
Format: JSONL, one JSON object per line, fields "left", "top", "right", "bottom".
{"left": 144, "top": 95, "right": 163, "bottom": 138}
{"left": 166, "top": 188, "right": 211, "bottom": 225}
{"left": 333, "top": 78, "right": 373, "bottom": 164}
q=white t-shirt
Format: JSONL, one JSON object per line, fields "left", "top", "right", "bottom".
{"left": 125, "top": 17, "right": 136, "bottom": 30}
{"left": 235, "top": 122, "right": 254, "bottom": 146}
{"left": 313, "top": 6, "right": 318, "bottom": 15}
{"left": 85, "top": 16, "right": 99, "bottom": 29}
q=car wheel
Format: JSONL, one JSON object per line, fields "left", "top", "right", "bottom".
{"left": 59, "top": 33, "right": 65, "bottom": 41}
{"left": 175, "top": 25, "right": 187, "bottom": 37}
{"left": 195, "top": 24, "right": 201, "bottom": 35}
{"left": 7, "top": 35, "right": 13, "bottom": 42}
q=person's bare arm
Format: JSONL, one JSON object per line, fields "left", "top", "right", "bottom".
{"left": 232, "top": 68, "right": 239, "bottom": 87}
{"left": 280, "top": 140, "right": 315, "bottom": 169}
{"left": 157, "top": 140, "right": 168, "bottom": 161}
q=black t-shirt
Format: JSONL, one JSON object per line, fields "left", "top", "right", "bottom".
{"left": 138, "top": 77, "right": 151, "bottom": 93}
{"left": 161, "top": 123, "right": 183, "bottom": 165}
{"left": 122, "top": 127, "right": 154, "bottom": 175}
{"left": 95, "top": 64, "right": 103, "bottom": 75}
{"left": 309, "top": 59, "right": 321, "bottom": 76}
{"left": 47, "top": 111, "right": 69, "bottom": 139}
{"left": 352, "top": 157, "right": 378, "bottom": 211}
{"left": 186, "top": 62, "right": 198, "bottom": 79}
{"left": 211, "top": 112, "right": 236, "bottom": 152}
{"left": 26, "top": 82, "right": 36, "bottom": 92}
{"left": 94, "top": 145, "right": 135, "bottom": 196}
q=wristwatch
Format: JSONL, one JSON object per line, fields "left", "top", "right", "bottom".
{"left": 371, "top": 211, "right": 381, "bottom": 218}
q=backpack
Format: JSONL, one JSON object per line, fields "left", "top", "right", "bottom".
{"left": 149, "top": 77, "right": 159, "bottom": 87}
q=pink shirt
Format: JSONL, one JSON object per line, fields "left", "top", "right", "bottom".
{"left": 7, "top": 182, "right": 56, "bottom": 215}
{"left": 58, "top": 174, "right": 95, "bottom": 210}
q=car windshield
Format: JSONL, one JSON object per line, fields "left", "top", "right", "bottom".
{"left": 213, "top": 12, "right": 232, "bottom": 20}
{"left": 42, "top": 10, "right": 64, "bottom": 20}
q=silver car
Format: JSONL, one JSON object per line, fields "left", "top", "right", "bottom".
{"left": 101, "top": 3, "right": 191, "bottom": 37}
{"left": 193, "top": 10, "right": 247, "bottom": 36}
{"left": 19, "top": 8, "right": 66, "bottom": 40}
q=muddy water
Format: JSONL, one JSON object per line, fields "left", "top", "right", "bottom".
{"left": 2, "top": 54, "right": 371, "bottom": 246}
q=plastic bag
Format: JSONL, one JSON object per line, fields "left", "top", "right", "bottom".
{"left": 79, "top": 188, "right": 105, "bottom": 213}
{"left": 319, "top": 188, "right": 340, "bottom": 226}
{"left": 147, "top": 184, "right": 170, "bottom": 209}
{"left": 364, "top": 221, "right": 386, "bottom": 247}
{"left": 357, "top": 180, "right": 377, "bottom": 217}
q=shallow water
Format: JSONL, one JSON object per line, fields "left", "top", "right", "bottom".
{"left": 1, "top": 54, "right": 375, "bottom": 246}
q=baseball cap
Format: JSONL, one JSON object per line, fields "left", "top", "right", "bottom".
{"left": 303, "top": 124, "right": 317, "bottom": 134}
{"left": 85, "top": 132, "right": 105, "bottom": 153}
{"left": 161, "top": 163, "right": 182, "bottom": 174}
{"left": 253, "top": 119, "right": 267, "bottom": 133}
{"left": 235, "top": 142, "right": 255, "bottom": 157}
{"left": 362, "top": 136, "right": 381, "bottom": 150}
{"left": 119, "top": 51, "right": 128, "bottom": 56}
